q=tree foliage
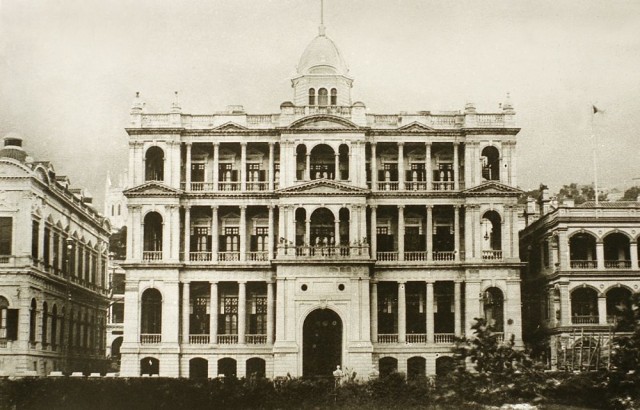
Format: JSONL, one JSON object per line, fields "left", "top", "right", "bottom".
{"left": 557, "top": 183, "right": 607, "bottom": 204}
{"left": 622, "top": 186, "right": 640, "bottom": 201}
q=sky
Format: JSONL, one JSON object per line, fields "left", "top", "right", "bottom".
{"left": 1, "top": 0, "right": 640, "bottom": 208}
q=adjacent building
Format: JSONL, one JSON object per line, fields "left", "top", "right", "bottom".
{"left": 120, "top": 22, "right": 523, "bottom": 379}
{"left": 520, "top": 190, "right": 640, "bottom": 369}
{"left": 0, "top": 135, "right": 111, "bottom": 376}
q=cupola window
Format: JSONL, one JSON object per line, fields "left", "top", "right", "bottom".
{"left": 330, "top": 88, "right": 337, "bottom": 105}
{"left": 318, "top": 88, "right": 328, "bottom": 106}
{"left": 308, "top": 88, "right": 316, "bottom": 106}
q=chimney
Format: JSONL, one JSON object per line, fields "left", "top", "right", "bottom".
{"left": 538, "top": 184, "right": 551, "bottom": 215}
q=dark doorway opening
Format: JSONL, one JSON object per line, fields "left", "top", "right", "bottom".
{"left": 303, "top": 309, "right": 342, "bottom": 377}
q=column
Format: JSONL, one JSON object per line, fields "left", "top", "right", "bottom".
{"left": 397, "top": 142, "right": 405, "bottom": 190}
{"left": 503, "top": 206, "right": 512, "bottom": 259}
{"left": 126, "top": 210, "right": 133, "bottom": 261}
{"left": 238, "top": 281, "right": 246, "bottom": 344}
{"left": 185, "top": 142, "right": 192, "bottom": 190}
{"left": 212, "top": 143, "right": 220, "bottom": 191}
{"left": 371, "top": 143, "right": 378, "bottom": 191}
{"left": 184, "top": 206, "right": 191, "bottom": 262}
{"left": 474, "top": 206, "right": 482, "bottom": 261}
{"left": 453, "top": 142, "right": 459, "bottom": 190}
{"left": 370, "top": 281, "right": 378, "bottom": 342}
{"left": 211, "top": 206, "right": 219, "bottom": 262}
{"left": 239, "top": 206, "right": 247, "bottom": 261}
{"left": 426, "top": 206, "right": 433, "bottom": 261}
{"left": 266, "top": 281, "right": 275, "bottom": 344}
{"left": 425, "top": 142, "right": 432, "bottom": 190}
{"left": 598, "top": 295, "right": 607, "bottom": 325}
{"left": 454, "top": 205, "right": 460, "bottom": 261}
{"left": 557, "top": 229, "right": 568, "bottom": 270}
{"left": 210, "top": 282, "right": 218, "bottom": 344}
{"left": 398, "top": 282, "right": 406, "bottom": 343}
{"left": 275, "top": 278, "right": 285, "bottom": 341}
{"left": 454, "top": 281, "right": 462, "bottom": 336}
{"left": 182, "top": 282, "right": 190, "bottom": 343}
{"left": 559, "top": 283, "right": 570, "bottom": 326}
{"left": 334, "top": 219, "right": 340, "bottom": 246}
{"left": 426, "top": 281, "right": 434, "bottom": 343}
{"left": 240, "top": 142, "right": 247, "bottom": 191}
{"left": 268, "top": 142, "right": 275, "bottom": 191}
{"left": 596, "top": 241, "right": 605, "bottom": 270}
{"left": 268, "top": 205, "right": 275, "bottom": 260}
{"left": 305, "top": 154, "right": 311, "bottom": 180}
{"left": 370, "top": 206, "right": 377, "bottom": 257}
{"left": 334, "top": 154, "right": 340, "bottom": 181}
{"left": 631, "top": 241, "right": 638, "bottom": 268}
{"left": 398, "top": 205, "right": 405, "bottom": 261}
{"left": 305, "top": 218, "right": 311, "bottom": 247}
{"left": 464, "top": 206, "right": 473, "bottom": 260}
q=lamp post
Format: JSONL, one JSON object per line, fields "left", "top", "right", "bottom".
{"left": 65, "top": 237, "right": 73, "bottom": 375}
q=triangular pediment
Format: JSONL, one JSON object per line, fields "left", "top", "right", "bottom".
{"left": 124, "top": 181, "right": 182, "bottom": 197}
{"left": 289, "top": 115, "right": 359, "bottom": 130}
{"left": 213, "top": 122, "right": 248, "bottom": 131}
{"left": 277, "top": 179, "right": 369, "bottom": 195}
{"left": 463, "top": 181, "right": 522, "bottom": 195}
{"left": 397, "top": 121, "right": 434, "bottom": 132}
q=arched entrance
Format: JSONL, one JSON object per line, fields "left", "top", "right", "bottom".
{"left": 303, "top": 309, "right": 342, "bottom": 377}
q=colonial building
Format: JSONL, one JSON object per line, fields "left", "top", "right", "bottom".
{"left": 0, "top": 135, "right": 111, "bottom": 376}
{"left": 520, "top": 191, "right": 640, "bottom": 369}
{"left": 120, "top": 21, "right": 523, "bottom": 379}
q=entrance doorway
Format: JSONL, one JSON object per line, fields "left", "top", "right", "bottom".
{"left": 303, "top": 309, "right": 342, "bottom": 377}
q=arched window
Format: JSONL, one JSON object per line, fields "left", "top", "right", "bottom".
{"left": 189, "top": 357, "right": 208, "bottom": 379}
{"left": 330, "top": 88, "right": 337, "bottom": 105}
{"left": 483, "top": 287, "right": 504, "bottom": 332}
{"left": 143, "top": 212, "right": 163, "bottom": 260}
{"left": 144, "top": 146, "right": 164, "bottom": 182}
{"left": 603, "top": 232, "right": 631, "bottom": 268}
{"left": 569, "top": 232, "right": 597, "bottom": 268}
{"left": 481, "top": 146, "right": 500, "bottom": 181}
{"left": 0, "top": 296, "right": 17, "bottom": 341}
{"left": 218, "top": 358, "right": 237, "bottom": 378}
{"left": 318, "top": 88, "right": 328, "bottom": 106}
{"left": 308, "top": 88, "right": 316, "bottom": 106}
{"left": 481, "top": 211, "right": 502, "bottom": 259}
{"left": 140, "top": 357, "right": 159, "bottom": 376}
{"left": 141, "top": 288, "right": 162, "bottom": 335}
{"left": 51, "top": 305, "right": 58, "bottom": 348}
{"left": 407, "top": 356, "right": 426, "bottom": 379}
{"left": 571, "top": 287, "right": 598, "bottom": 324}
{"left": 42, "top": 302, "right": 48, "bottom": 345}
{"left": 29, "top": 299, "right": 37, "bottom": 343}
{"left": 246, "top": 357, "right": 266, "bottom": 378}
{"left": 379, "top": 357, "right": 398, "bottom": 377}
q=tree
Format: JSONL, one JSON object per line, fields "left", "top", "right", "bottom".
{"left": 611, "top": 293, "right": 640, "bottom": 372}
{"left": 622, "top": 186, "right": 640, "bottom": 201}
{"left": 109, "top": 226, "right": 127, "bottom": 260}
{"left": 557, "top": 183, "right": 607, "bottom": 204}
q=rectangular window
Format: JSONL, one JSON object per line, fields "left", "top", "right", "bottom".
{"left": 190, "top": 296, "right": 210, "bottom": 335}
{"left": 112, "top": 273, "right": 125, "bottom": 294}
{"left": 219, "top": 164, "right": 236, "bottom": 182}
{"left": 52, "top": 232, "right": 60, "bottom": 272}
{"left": 435, "top": 163, "right": 453, "bottom": 182}
{"left": 31, "top": 221, "right": 39, "bottom": 260}
{"left": 0, "top": 217, "right": 12, "bottom": 255}
{"left": 43, "top": 226, "right": 50, "bottom": 269}
{"left": 219, "top": 296, "right": 238, "bottom": 334}
{"left": 223, "top": 227, "right": 240, "bottom": 252}
{"left": 247, "top": 163, "right": 261, "bottom": 181}
{"left": 249, "top": 296, "right": 267, "bottom": 334}
{"left": 253, "top": 227, "right": 268, "bottom": 252}
{"left": 112, "top": 303, "right": 124, "bottom": 324}
{"left": 191, "top": 163, "right": 205, "bottom": 182}
{"left": 192, "top": 227, "right": 211, "bottom": 252}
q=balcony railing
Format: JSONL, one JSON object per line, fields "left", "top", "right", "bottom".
{"left": 190, "top": 252, "right": 212, "bottom": 262}
{"left": 278, "top": 244, "right": 369, "bottom": 259}
{"left": 217, "top": 334, "right": 238, "bottom": 344}
{"left": 218, "top": 252, "right": 240, "bottom": 262}
{"left": 434, "top": 333, "right": 455, "bottom": 344}
{"left": 432, "top": 182, "right": 455, "bottom": 191}
{"left": 218, "top": 182, "right": 241, "bottom": 191}
{"left": 570, "top": 260, "right": 597, "bottom": 269}
{"left": 572, "top": 315, "right": 599, "bottom": 324}
{"left": 189, "top": 182, "right": 215, "bottom": 191}
{"left": 405, "top": 182, "right": 428, "bottom": 191}
{"left": 406, "top": 334, "right": 426, "bottom": 343}
{"left": 432, "top": 251, "right": 456, "bottom": 261}
{"left": 405, "top": 252, "right": 428, "bottom": 261}
{"left": 246, "top": 334, "right": 267, "bottom": 344}
{"left": 140, "top": 334, "right": 162, "bottom": 344}
{"left": 246, "top": 182, "right": 268, "bottom": 191}
{"left": 605, "top": 260, "right": 631, "bottom": 269}
{"left": 376, "top": 251, "right": 398, "bottom": 261}
{"left": 377, "top": 182, "right": 399, "bottom": 191}
{"left": 142, "top": 251, "right": 162, "bottom": 261}
{"left": 189, "top": 334, "right": 210, "bottom": 344}
{"left": 482, "top": 250, "right": 503, "bottom": 260}
{"left": 377, "top": 334, "right": 398, "bottom": 343}
{"left": 246, "top": 251, "right": 269, "bottom": 262}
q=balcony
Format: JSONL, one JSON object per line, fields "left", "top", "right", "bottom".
{"left": 571, "top": 315, "right": 598, "bottom": 325}
{"left": 377, "top": 252, "right": 398, "bottom": 261}
{"left": 277, "top": 244, "right": 369, "bottom": 260}
{"left": 217, "top": 334, "right": 238, "bottom": 344}
{"left": 189, "top": 182, "right": 215, "bottom": 191}
{"left": 406, "top": 334, "right": 426, "bottom": 343}
{"left": 246, "top": 334, "right": 267, "bottom": 344}
{"left": 434, "top": 333, "right": 455, "bottom": 344}
{"left": 482, "top": 250, "right": 502, "bottom": 261}
{"left": 140, "top": 334, "right": 162, "bottom": 344}
{"left": 142, "top": 251, "right": 162, "bottom": 261}
{"left": 218, "top": 252, "right": 240, "bottom": 262}
{"left": 432, "top": 182, "right": 455, "bottom": 191}
{"left": 432, "top": 251, "right": 456, "bottom": 261}
{"left": 405, "top": 182, "right": 428, "bottom": 191}
{"left": 404, "top": 252, "right": 428, "bottom": 262}
{"left": 605, "top": 260, "right": 631, "bottom": 269}
{"left": 246, "top": 251, "right": 269, "bottom": 262}
{"left": 377, "top": 334, "right": 398, "bottom": 344}
{"left": 189, "top": 252, "right": 213, "bottom": 262}
{"left": 246, "top": 182, "right": 269, "bottom": 191}
{"left": 218, "top": 182, "right": 241, "bottom": 191}
{"left": 189, "top": 334, "right": 210, "bottom": 344}
{"left": 377, "top": 182, "right": 399, "bottom": 191}
{"left": 570, "top": 260, "right": 597, "bottom": 269}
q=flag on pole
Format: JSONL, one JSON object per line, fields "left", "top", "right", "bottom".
{"left": 593, "top": 105, "right": 604, "bottom": 114}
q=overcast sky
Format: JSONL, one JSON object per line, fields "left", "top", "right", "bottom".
{"left": 2, "top": 0, "right": 640, "bottom": 207}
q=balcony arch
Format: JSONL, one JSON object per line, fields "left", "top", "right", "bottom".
{"left": 140, "top": 357, "right": 159, "bottom": 376}
{"left": 571, "top": 286, "right": 599, "bottom": 324}
{"left": 218, "top": 357, "right": 237, "bottom": 378}
{"left": 481, "top": 210, "right": 502, "bottom": 260}
{"left": 296, "top": 144, "right": 307, "bottom": 180}
{"left": 111, "top": 336, "right": 123, "bottom": 361}
{"left": 378, "top": 356, "right": 398, "bottom": 377}
{"left": 246, "top": 357, "right": 266, "bottom": 378}
{"left": 569, "top": 232, "right": 597, "bottom": 269}
{"left": 603, "top": 232, "right": 631, "bottom": 268}
{"left": 144, "top": 146, "right": 164, "bottom": 182}
{"left": 338, "top": 144, "right": 349, "bottom": 180}
{"left": 141, "top": 288, "right": 162, "bottom": 337}
{"left": 310, "top": 207, "right": 336, "bottom": 247}
{"left": 310, "top": 144, "right": 336, "bottom": 180}
{"left": 606, "top": 286, "right": 632, "bottom": 330}
{"left": 143, "top": 212, "right": 163, "bottom": 260}
{"left": 481, "top": 146, "right": 500, "bottom": 181}
{"left": 483, "top": 287, "right": 504, "bottom": 332}
{"left": 338, "top": 208, "right": 350, "bottom": 247}
{"left": 189, "top": 357, "right": 208, "bottom": 379}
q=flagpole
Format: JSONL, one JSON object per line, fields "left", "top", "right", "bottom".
{"left": 592, "top": 108, "right": 599, "bottom": 207}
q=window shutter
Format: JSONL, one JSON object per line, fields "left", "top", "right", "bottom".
{"left": 259, "top": 170, "right": 266, "bottom": 182}
{"left": 250, "top": 235, "right": 258, "bottom": 252}
{"left": 0, "top": 217, "right": 12, "bottom": 255}
{"left": 207, "top": 235, "right": 212, "bottom": 252}
{"left": 231, "top": 170, "right": 238, "bottom": 182}
{"left": 390, "top": 169, "right": 398, "bottom": 181}
{"left": 219, "top": 236, "right": 227, "bottom": 252}
{"left": 7, "top": 309, "right": 18, "bottom": 340}
{"left": 405, "top": 171, "right": 412, "bottom": 182}
{"left": 378, "top": 170, "right": 385, "bottom": 181}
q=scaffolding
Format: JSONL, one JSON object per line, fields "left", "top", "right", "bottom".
{"left": 555, "top": 327, "right": 614, "bottom": 371}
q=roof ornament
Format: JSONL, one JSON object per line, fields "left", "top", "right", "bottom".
{"left": 171, "top": 91, "right": 181, "bottom": 113}
{"left": 319, "top": 0, "right": 326, "bottom": 36}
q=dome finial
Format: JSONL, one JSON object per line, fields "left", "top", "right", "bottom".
{"left": 318, "top": 0, "right": 326, "bottom": 36}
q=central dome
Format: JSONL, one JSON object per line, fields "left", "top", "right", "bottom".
{"left": 297, "top": 33, "right": 349, "bottom": 76}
